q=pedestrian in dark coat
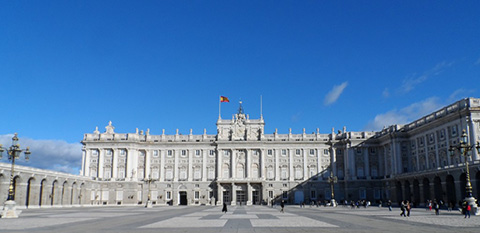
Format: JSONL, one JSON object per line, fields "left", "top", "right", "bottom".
{"left": 280, "top": 200, "right": 285, "bottom": 213}
{"left": 222, "top": 203, "right": 228, "bottom": 213}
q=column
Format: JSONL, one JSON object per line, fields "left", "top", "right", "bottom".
{"left": 84, "top": 150, "right": 91, "bottom": 177}
{"left": 188, "top": 149, "right": 193, "bottom": 182}
{"left": 145, "top": 149, "right": 152, "bottom": 178}
{"left": 469, "top": 119, "right": 479, "bottom": 160}
{"left": 364, "top": 147, "right": 370, "bottom": 178}
{"left": 126, "top": 148, "right": 134, "bottom": 180}
{"left": 202, "top": 149, "right": 207, "bottom": 182}
{"left": 112, "top": 149, "right": 118, "bottom": 180}
{"left": 247, "top": 182, "right": 252, "bottom": 205}
{"left": 217, "top": 149, "right": 223, "bottom": 179}
{"left": 160, "top": 150, "right": 165, "bottom": 182}
{"left": 246, "top": 149, "right": 251, "bottom": 178}
{"left": 218, "top": 183, "right": 223, "bottom": 204}
{"left": 174, "top": 149, "right": 179, "bottom": 182}
{"left": 132, "top": 149, "right": 138, "bottom": 180}
{"left": 260, "top": 149, "right": 266, "bottom": 179}
{"left": 289, "top": 149, "right": 293, "bottom": 181}
{"left": 231, "top": 183, "right": 237, "bottom": 205}
{"left": 275, "top": 149, "right": 280, "bottom": 181}
{"left": 81, "top": 149, "right": 86, "bottom": 176}
{"left": 445, "top": 135, "right": 452, "bottom": 166}
{"left": 303, "top": 149, "right": 308, "bottom": 180}
{"left": 231, "top": 149, "right": 236, "bottom": 178}
{"left": 98, "top": 149, "right": 105, "bottom": 179}
{"left": 317, "top": 148, "right": 321, "bottom": 177}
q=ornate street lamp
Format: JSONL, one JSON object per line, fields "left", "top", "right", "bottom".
{"left": 0, "top": 133, "right": 31, "bottom": 218}
{"left": 448, "top": 129, "right": 480, "bottom": 215}
{"left": 144, "top": 175, "right": 156, "bottom": 208}
{"left": 327, "top": 171, "right": 338, "bottom": 207}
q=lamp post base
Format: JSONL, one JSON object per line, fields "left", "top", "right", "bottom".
{"left": 145, "top": 200, "right": 152, "bottom": 208}
{"left": 330, "top": 199, "right": 337, "bottom": 207}
{"left": 465, "top": 197, "right": 479, "bottom": 216}
{"left": 1, "top": 200, "right": 22, "bottom": 218}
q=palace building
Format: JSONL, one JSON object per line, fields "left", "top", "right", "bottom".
{"left": 79, "top": 98, "right": 480, "bottom": 207}
{"left": 1, "top": 98, "right": 479, "bottom": 209}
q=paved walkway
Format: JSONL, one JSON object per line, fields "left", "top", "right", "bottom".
{"left": 0, "top": 205, "right": 478, "bottom": 233}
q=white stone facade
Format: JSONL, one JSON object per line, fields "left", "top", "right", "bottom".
{"left": 1, "top": 98, "right": 480, "bottom": 209}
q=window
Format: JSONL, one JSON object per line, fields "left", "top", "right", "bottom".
{"left": 106, "top": 150, "right": 112, "bottom": 156}
{"left": 92, "top": 150, "right": 98, "bottom": 156}
{"left": 179, "top": 167, "right": 187, "bottom": 180}
{"left": 282, "top": 191, "right": 288, "bottom": 199}
{"left": 267, "top": 166, "right": 274, "bottom": 179}
{"left": 268, "top": 149, "right": 273, "bottom": 156}
{"left": 181, "top": 150, "right": 187, "bottom": 157}
{"left": 281, "top": 149, "right": 287, "bottom": 156}
{"left": 166, "top": 191, "right": 172, "bottom": 200}
{"left": 224, "top": 150, "right": 230, "bottom": 156}
{"left": 209, "top": 150, "right": 215, "bottom": 156}
{"left": 374, "top": 189, "right": 381, "bottom": 199}
{"left": 324, "top": 149, "right": 329, "bottom": 155}
{"left": 120, "top": 149, "right": 126, "bottom": 156}
{"left": 281, "top": 167, "right": 288, "bottom": 180}
{"left": 208, "top": 167, "right": 215, "bottom": 180}
{"left": 359, "top": 189, "right": 366, "bottom": 199}
{"left": 195, "top": 150, "right": 201, "bottom": 157}
{"left": 167, "top": 150, "right": 173, "bottom": 157}
{"left": 194, "top": 191, "right": 200, "bottom": 200}
{"left": 153, "top": 150, "right": 159, "bottom": 157}
{"left": 269, "top": 191, "right": 274, "bottom": 198}
{"left": 310, "top": 149, "right": 315, "bottom": 155}
{"left": 295, "top": 149, "right": 301, "bottom": 155}
{"left": 283, "top": 183, "right": 288, "bottom": 187}
{"left": 165, "top": 168, "right": 173, "bottom": 180}
{"left": 268, "top": 184, "right": 273, "bottom": 187}
{"left": 370, "top": 148, "right": 376, "bottom": 154}
{"left": 356, "top": 148, "right": 362, "bottom": 154}
{"left": 310, "top": 190, "right": 317, "bottom": 200}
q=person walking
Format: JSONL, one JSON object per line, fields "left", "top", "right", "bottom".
{"left": 280, "top": 200, "right": 285, "bottom": 213}
{"left": 222, "top": 202, "right": 228, "bottom": 213}
{"left": 387, "top": 200, "right": 392, "bottom": 211}
{"left": 434, "top": 200, "right": 440, "bottom": 215}
{"left": 400, "top": 201, "right": 406, "bottom": 217}
{"left": 464, "top": 202, "right": 471, "bottom": 218}
{"left": 406, "top": 201, "right": 411, "bottom": 217}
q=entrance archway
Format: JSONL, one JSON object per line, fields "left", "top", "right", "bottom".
{"left": 413, "top": 179, "right": 420, "bottom": 206}
{"left": 446, "top": 175, "right": 456, "bottom": 206}
{"left": 423, "top": 178, "right": 430, "bottom": 202}
{"left": 433, "top": 176, "right": 442, "bottom": 201}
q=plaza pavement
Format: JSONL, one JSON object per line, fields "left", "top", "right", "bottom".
{"left": 0, "top": 205, "right": 478, "bottom": 233}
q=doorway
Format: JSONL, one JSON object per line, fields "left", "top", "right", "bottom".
{"left": 179, "top": 191, "right": 187, "bottom": 205}
{"left": 252, "top": 191, "right": 260, "bottom": 205}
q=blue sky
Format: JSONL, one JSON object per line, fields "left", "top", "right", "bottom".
{"left": 1, "top": 1, "right": 479, "bottom": 174}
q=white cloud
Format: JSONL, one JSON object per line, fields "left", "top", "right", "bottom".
{"left": 399, "top": 61, "right": 453, "bottom": 93}
{"left": 324, "top": 81, "right": 348, "bottom": 106}
{"left": 0, "top": 135, "right": 82, "bottom": 174}
{"left": 448, "top": 88, "right": 476, "bottom": 102}
{"left": 364, "top": 97, "right": 443, "bottom": 131}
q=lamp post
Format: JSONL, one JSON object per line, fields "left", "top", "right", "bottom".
{"left": 327, "top": 171, "right": 338, "bottom": 207}
{"left": 0, "top": 133, "right": 31, "bottom": 218}
{"left": 448, "top": 129, "right": 480, "bottom": 215}
{"left": 144, "top": 175, "right": 155, "bottom": 208}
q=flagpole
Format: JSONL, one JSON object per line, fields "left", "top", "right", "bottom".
{"left": 219, "top": 96, "right": 221, "bottom": 119}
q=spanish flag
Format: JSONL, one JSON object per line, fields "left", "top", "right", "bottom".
{"left": 220, "top": 96, "right": 230, "bottom": 103}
